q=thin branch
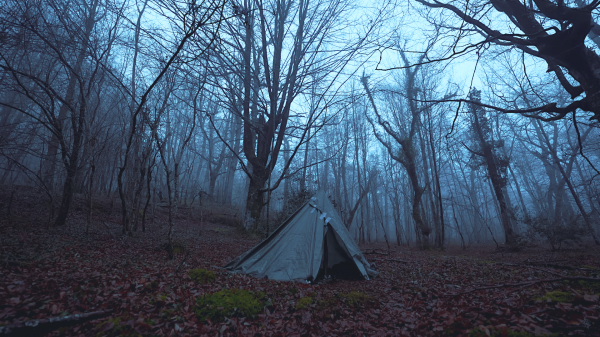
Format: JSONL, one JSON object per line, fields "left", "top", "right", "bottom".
{"left": 446, "top": 275, "right": 600, "bottom": 296}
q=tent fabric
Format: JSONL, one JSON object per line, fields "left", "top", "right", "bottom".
{"left": 224, "top": 191, "right": 378, "bottom": 282}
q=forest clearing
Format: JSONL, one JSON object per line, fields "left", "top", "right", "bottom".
{"left": 2, "top": 0, "right": 600, "bottom": 335}
{"left": 1, "top": 189, "right": 600, "bottom": 336}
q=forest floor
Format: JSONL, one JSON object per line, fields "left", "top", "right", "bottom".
{"left": 1, "top": 188, "right": 600, "bottom": 336}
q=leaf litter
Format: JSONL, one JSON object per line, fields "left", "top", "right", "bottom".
{"left": 1, "top": 195, "right": 600, "bottom": 336}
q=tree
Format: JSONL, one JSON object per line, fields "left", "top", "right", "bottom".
{"left": 116, "top": 0, "right": 226, "bottom": 234}
{"left": 219, "top": 0, "right": 379, "bottom": 226}
{"left": 414, "top": 0, "right": 600, "bottom": 123}
{"left": 0, "top": 0, "right": 117, "bottom": 226}
{"left": 465, "top": 88, "right": 517, "bottom": 246}
{"left": 361, "top": 51, "right": 434, "bottom": 249}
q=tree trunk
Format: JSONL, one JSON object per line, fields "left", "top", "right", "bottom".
{"left": 538, "top": 121, "right": 599, "bottom": 245}
{"left": 245, "top": 165, "right": 268, "bottom": 228}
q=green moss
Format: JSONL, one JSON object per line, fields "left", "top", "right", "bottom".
{"left": 189, "top": 268, "right": 216, "bottom": 284}
{"left": 194, "top": 289, "right": 267, "bottom": 322}
{"left": 572, "top": 280, "right": 600, "bottom": 291}
{"left": 340, "top": 291, "right": 376, "bottom": 308}
{"left": 536, "top": 291, "right": 574, "bottom": 302}
{"left": 295, "top": 296, "right": 313, "bottom": 310}
{"left": 288, "top": 287, "right": 299, "bottom": 295}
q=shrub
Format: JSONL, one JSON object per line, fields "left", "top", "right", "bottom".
{"left": 295, "top": 296, "right": 313, "bottom": 310}
{"left": 525, "top": 216, "right": 587, "bottom": 251}
{"left": 189, "top": 269, "right": 216, "bottom": 284}
{"left": 194, "top": 289, "right": 267, "bottom": 322}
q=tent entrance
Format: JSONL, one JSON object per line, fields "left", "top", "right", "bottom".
{"left": 316, "top": 225, "right": 363, "bottom": 281}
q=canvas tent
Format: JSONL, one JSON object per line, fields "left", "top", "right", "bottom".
{"left": 224, "top": 191, "right": 378, "bottom": 282}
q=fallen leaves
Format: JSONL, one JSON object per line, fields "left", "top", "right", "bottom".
{"left": 2, "top": 202, "right": 600, "bottom": 336}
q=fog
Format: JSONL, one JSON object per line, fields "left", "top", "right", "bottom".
{"left": 1, "top": 0, "right": 599, "bottom": 250}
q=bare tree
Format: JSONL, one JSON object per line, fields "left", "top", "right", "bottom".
{"left": 465, "top": 88, "right": 517, "bottom": 247}
{"left": 362, "top": 49, "right": 441, "bottom": 249}
{"left": 414, "top": 0, "right": 600, "bottom": 123}
{"left": 0, "top": 0, "right": 121, "bottom": 226}
{"left": 116, "top": 0, "right": 225, "bottom": 234}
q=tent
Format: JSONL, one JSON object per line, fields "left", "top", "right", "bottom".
{"left": 224, "top": 191, "right": 378, "bottom": 282}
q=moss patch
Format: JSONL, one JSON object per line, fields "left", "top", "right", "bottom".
{"left": 340, "top": 291, "right": 376, "bottom": 308}
{"left": 563, "top": 279, "right": 600, "bottom": 292}
{"left": 582, "top": 265, "right": 599, "bottom": 270}
{"left": 536, "top": 291, "right": 574, "bottom": 302}
{"left": 189, "top": 268, "right": 216, "bottom": 284}
{"left": 194, "top": 289, "right": 267, "bottom": 322}
{"left": 295, "top": 296, "right": 313, "bottom": 310}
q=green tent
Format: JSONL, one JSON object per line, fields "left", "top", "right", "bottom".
{"left": 224, "top": 191, "right": 378, "bottom": 282}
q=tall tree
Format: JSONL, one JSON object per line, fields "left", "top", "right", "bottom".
{"left": 361, "top": 52, "right": 434, "bottom": 249}
{"left": 465, "top": 89, "right": 516, "bottom": 247}
{"left": 231, "top": 0, "right": 376, "bottom": 225}
{"left": 0, "top": 0, "right": 118, "bottom": 226}
{"left": 116, "top": 0, "right": 225, "bottom": 234}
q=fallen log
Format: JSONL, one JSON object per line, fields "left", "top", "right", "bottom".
{"left": 0, "top": 309, "right": 113, "bottom": 336}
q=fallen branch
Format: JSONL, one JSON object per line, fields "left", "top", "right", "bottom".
{"left": 492, "top": 261, "right": 595, "bottom": 272}
{"left": 526, "top": 259, "right": 568, "bottom": 264}
{"left": 175, "top": 251, "right": 190, "bottom": 274}
{"left": 364, "top": 249, "right": 392, "bottom": 255}
{"left": 445, "top": 276, "right": 600, "bottom": 296}
{"left": 387, "top": 259, "right": 409, "bottom": 264}
{"left": 0, "top": 309, "right": 113, "bottom": 335}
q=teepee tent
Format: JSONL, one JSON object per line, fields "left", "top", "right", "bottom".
{"left": 224, "top": 191, "right": 378, "bottom": 282}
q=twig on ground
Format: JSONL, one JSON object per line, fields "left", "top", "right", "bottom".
{"left": 175, "top": 251, "right": 190, "bottom": 274}
{"left": 364, "top": 249, "right": 392, "bottom": 255}
{"left": 387, "top": 258, "right": 409, "bottom": 264}
{"left": 0, "top": 309, "right": 113, "bottom": 335}
{"left": 445, "top": 276, "right": 600, "bottom": 296}
{"left": 493, "top": 261, "right": 594, "bottom": 271}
